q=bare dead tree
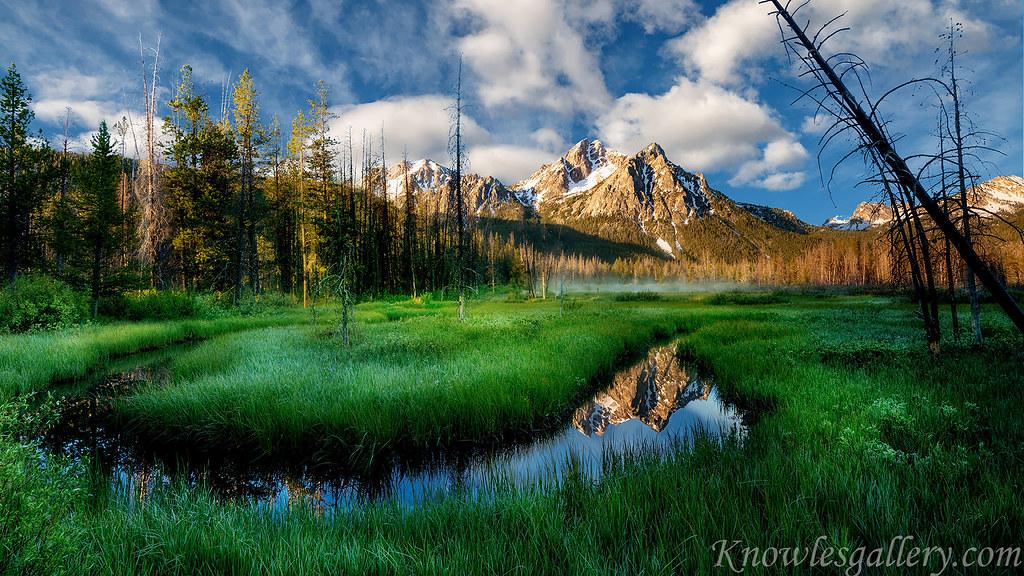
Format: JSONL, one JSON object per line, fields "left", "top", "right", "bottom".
{"left": 936, "top": 112, "right": 960, "bottom": 341}
{"left": 941, "top": 21, "right": 984, "bottom": 344}
{"left": 401, "top": 147, "right": 417, "bottom": 297}
{"left": 136, "top": 34, "right": 168, "bottom": 289}
{"left": 448, "top": 56, "right": 469, "bottom": 321}
{"left": 53, "top": 107, "right": 72, "bottom": 277}
{"left": 765, "top": 0, "right": 1024, "bottom": 339}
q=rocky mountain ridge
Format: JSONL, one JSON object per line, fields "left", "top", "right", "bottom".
{"left": 385, "top": 139, "right": 812, "bottom": 261}
{"left": 824, "top": 175, "right": 1024, "bottom": 230}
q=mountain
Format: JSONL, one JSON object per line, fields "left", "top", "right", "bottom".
{"left": 824, "top": 201, "right": 893, "bottom": 231}
{"left": 738, "top": 202, "right": 812, "bottom": 234}
{"left": 382, "top": 139, "right": 815, "bottom": 262}
{"left": 508, "top": 139, "right": 627, "bottom": 206}
{"left": 508, "top": 140, "right": 809, "bottom": 260}
{"left": 824, "top": 175, "right": 1024, "bottom": 230}
{"left": 573, "top": 344, "right": 712, "bottom": 436}
{"left": 384, "top": 159, "right": 526, "bottom": 219}
{"left": 973, "top": 175, "right": 1024, "bottom": 214}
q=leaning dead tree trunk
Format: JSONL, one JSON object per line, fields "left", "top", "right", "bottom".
{"left": 766, "top": 0, "right": 1024, "bottom": 337}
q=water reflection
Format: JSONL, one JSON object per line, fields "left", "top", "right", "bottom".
{"left": 42, "top": 342, "right": 746, "bottom": 511}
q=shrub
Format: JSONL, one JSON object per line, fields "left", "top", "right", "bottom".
{"left": 706, "top": 291, "right": 787, "bottom": 306}
{"left": 612, "top": 291, "right": 661, "bottom": 302}
{"left": 819, "top": 340, "right": 904, "bottom": 369}
{"left": 99, "top": 290, "right": 206, "bottom": 321}
{"left": 0, "top": 275, "right": 86, "bottom": 333}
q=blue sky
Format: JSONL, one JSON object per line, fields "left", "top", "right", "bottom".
{"left": 1, "top": 0, "right": 1021, "bottom": 223}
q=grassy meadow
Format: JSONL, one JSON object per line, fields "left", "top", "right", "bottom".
{"left": 2, "top": 291, "right": 1023, "bottom": 574}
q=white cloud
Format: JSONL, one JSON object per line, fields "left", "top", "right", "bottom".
{"left": 469, "top": 144, "right": 558, "bottom": 183}
{"left": 596, "top": 77, "right": 809, "bottom": 191}
{"left": 665, "top": 0, "right": 776, "bottom": 85}
{"left": 453, "top": 0, "right": 611, "bottom": 115}
{"left": 758, "top": 172, "right": 807, "bottom": 191}
{"left": 667, "top": 0, "right": 993, "bottom": 86}
{"left": 328, "top": 95, "right": 489, "bottom": 166}
{"left": 731, "top": 139, "right": 809, "bottom": 191}
{"left": 625, "top": 0, "right": 701, "bottom": 35}
{"left": 328, "top": 95, "right": 558, "bottom": 183}
{"left": 529, "top": 127, "right": 567, "bottom": 152}
{"left": 597, "top": 78, "right": 793, "bottom": 168}
{"left": 193, "top": 0, "right": 350, "bottom": 100}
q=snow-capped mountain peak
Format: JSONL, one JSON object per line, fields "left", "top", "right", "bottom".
{"left": 510, "top": 138, "right": 627, "bottom": 205}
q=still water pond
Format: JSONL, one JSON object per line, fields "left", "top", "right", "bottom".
{"left": 42, "top": 342, "right": 746, "bottom": 511}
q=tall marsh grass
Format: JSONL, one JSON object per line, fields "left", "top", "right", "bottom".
{"left": 117, "top": 303, "right": 691, "bottom": 459}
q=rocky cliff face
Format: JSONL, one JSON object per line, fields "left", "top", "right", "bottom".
{"left": 824, "top": 201, "right": 894, "bottom": 231}
{"left": 385, "top": 159, "right": 525, "bottom": 218}
{"left": 824, "top": 175, "right": 1024, "bottom": 230}
{"left": 504, "top": 140, "right": 793, "bottom": 260}
{"left": 508, "top": 138, "right": 627, "bottom": 206}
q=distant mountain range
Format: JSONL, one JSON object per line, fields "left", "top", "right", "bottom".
{"left": 824, "top": 176, "right": 1024, "bottom": 231}
{"left": 383, "top": 139, "right": 1023, "bottom": 260}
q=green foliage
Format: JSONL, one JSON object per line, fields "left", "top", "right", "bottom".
{"left": 0, "top": 397, "right": 88, "bottom": 575}
{"left": 0, "top": 274, "right": 86, "bottom": 333}
{"left": 611, "top": 290, "right": 661, "bottom": 302}
{"left": 705, "top": 290, "right": 788, "bottom": 305}
{"left": 78, "top": 121, "right": 131, "bottom": 314}
{"left": 163, "top": 65, "right": 238, "bottom": 291}
{"left": 0, "top": 307, "right": 308, "bottom": 399}
{"left": 1, "top": 295, "right": 1022, "bottom": 574}
{"left": 1, "top": 63, "right": 54, "bottom": 282}
{"left": 818, "top": 340, "right": 905, "bottom": 368}
{"left": 55, "top": 296, "right": 1024, "bottom": 574}
{"left": 117, "top": 302, "right": 688, "bottom": 460}
{"left": 98, "top": 290, "right": 208, "bottom": 321}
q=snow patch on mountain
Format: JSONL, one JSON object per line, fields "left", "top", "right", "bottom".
{"left": 566, "top": 162, "right": 617, "bottom": 197}
{"left": 656, "top": 238, "right": 675, "bottom": 258}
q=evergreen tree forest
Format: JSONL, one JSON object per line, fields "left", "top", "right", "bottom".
{"left": 0, "top": 62, "right": 534, "bottom": 307}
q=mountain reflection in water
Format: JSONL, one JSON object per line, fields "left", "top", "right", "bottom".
{"left": 43, "top": 342, "right": 746, "bottom": 511}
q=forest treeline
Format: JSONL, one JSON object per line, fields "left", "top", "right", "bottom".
{"left": 1, "top": 58, "right": 1021, "bottom": 315}
{"left": 0, "top": 61, "right": 531, "bottom": 314}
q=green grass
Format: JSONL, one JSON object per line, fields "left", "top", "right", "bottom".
{"left": 116, "top": 299, "right": 691, "bottom": 460}
{"left": 3, "top": 293, "right": 1023, "bottom": 574}
{"left": 0, "top": 307, "right": 312, "bottom": 400}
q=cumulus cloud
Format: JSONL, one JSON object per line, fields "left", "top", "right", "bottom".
{"left": 665, "top": 0, "right": 777, "bottom": 85}
{"left": 597, "top": 78, "right": 789, "bottom": 166}
{"left": 469, "top": 144, "right": 558, "bottom": 183}
{"left": 667, "top": 0, "right": 993, "bottom": 86}
{"left": 730, "top": 139, "right": 809, "bottom": 191}
{"left": 529, "top": 127, "right": 567, "bottom": 152}
{"left": 328, "top": 95, "right": 490, "bottom": 165}
{"left": 453, "top": 0, "right": 611, "bottom": 115}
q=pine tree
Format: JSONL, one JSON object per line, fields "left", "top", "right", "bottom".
{"left": 232, "top": 69, "right": 264, "bottom": 302}
{"left": 79, "top": 121, "right": 126, "bottom": 317}
{"left": 164, "top": 65, "right": 238, "bottom": 290}
{"left": 287, "top": 109, "right": 311, "bottom": 306}
{"left": 0, "top": 64, "right": 39, "bottom": 282}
